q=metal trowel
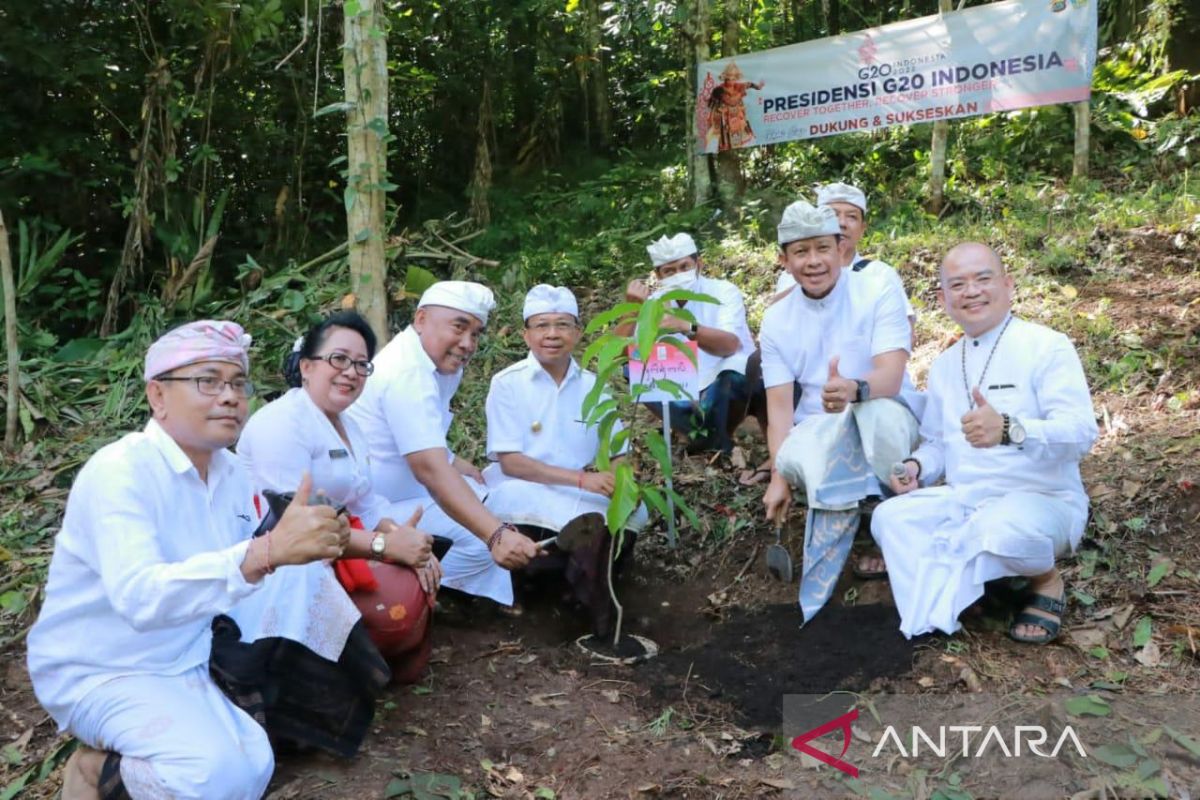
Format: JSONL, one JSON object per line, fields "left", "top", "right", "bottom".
{"left": 766, "top": 523, "right": 793, "bottom": 582}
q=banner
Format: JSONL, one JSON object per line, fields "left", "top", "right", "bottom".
{"left": 695, "top": 0, "right": 1098, "bottom": 153}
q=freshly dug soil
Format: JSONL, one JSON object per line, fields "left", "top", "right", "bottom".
{"left": 640, "top": 603, "right": 915, "bottom": 730}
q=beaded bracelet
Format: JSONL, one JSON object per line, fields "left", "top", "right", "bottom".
{"left": 487, "top": 524, "right": 508, "bottom": 552}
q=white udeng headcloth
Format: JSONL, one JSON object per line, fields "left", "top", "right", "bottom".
{"left": 816, "top": 182, "right": 868, "bottom": 214}
{"left": 523, "top": 284, "right": 579, "bottom": 321}
{"left": 417, "top": 280, "right": 496, "bottom": 325}
{"left": 646, "top": 233, "right": 698, "bottom": 267}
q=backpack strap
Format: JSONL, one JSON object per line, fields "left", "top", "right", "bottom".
{"left": 851, "top": 257, "right": 872, "bottom": 272}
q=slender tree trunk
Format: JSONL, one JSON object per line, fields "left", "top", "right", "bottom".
{"left": 583, "top": 0, "right": 612, "bottom": 151}
{"left": 715, "top": 1, "right": 745, "bottom": 210}
{"left": 343, "top": 0, "right": 389, "bottom": 344}
{"left": 927, "top": 0, "right": 952, "bottom": 214}
{"left": 469, "top": 82, "right": 494, "bottom": 225}
{"left": 1072, "top": 100, "right": 1090, "bottom": 181}
{"left": 0, "top": 211, "right": 18, "bottom": 451}
{"left": 686, "top": 0, "right": 713, "bottom": 207}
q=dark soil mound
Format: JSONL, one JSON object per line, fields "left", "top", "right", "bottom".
{"left": 639, "top": 603, "right": 914, "bottom": 730}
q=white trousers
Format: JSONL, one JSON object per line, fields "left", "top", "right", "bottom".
{"left": 385, "top": 488, "right": 514, "bottom": 606}
{"left": 69, "top": 664, "right": 274, "bottom": 800}
{"left": 483, "top": 474, "right": 649, "bottom": 534}
{"left": 871, "top": 488, "right": 1074, "bottom": 638}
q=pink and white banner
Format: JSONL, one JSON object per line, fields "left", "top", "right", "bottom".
{"left": 696, "top": 0, "right": 1098, "bottom": 153}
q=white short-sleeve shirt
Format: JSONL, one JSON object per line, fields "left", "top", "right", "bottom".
{"left": 345, "top": 326, "right": 461, "bottom": 503}
{"left": 238, "top": 388, "right": 392, "bottom": 530}
{"left": 760, "top": 268, "right": 922, "bottom": 425}
{"left": 485, "top": 354, "right": 616, "bottom": 469}
{"left": 651, "top": 275, "right": 755, "bottom": 390}
{"left": 26, "top": 420, "right": 261, "bottom": 729}
{"left": 776, "top": 253, "right": 915, "bottom": 320}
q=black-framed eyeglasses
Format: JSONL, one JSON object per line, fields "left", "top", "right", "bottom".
{"left": 156, "top": 376, "right": 256, "bottom": 397}
{"left": 311, "top": 352, "right": 374, "bottom": 377}
{"left": 527, "top": 320, "right": 578, "bottom": 334}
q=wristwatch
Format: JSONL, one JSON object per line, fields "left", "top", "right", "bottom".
{"left": 852, "top": 379, "right": 870, "bottom": 403}
{"left": 688, "top": 321, "right": 699, "bottom": 336}
{"left": 1001, "top": 414, "right": 1027, "bottom": 446}
{"left": 370, "top": 531, "right": 387, "bottom": 560}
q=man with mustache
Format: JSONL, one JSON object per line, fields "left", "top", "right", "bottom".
{"left": 27, "top": 321, "right": 367, "bottom": 800}
{"left": 759, "top": 201, "right": 924, "bottom": 621}
{"left": 348, "top": 281, "right": 539, "bottom": 613}
{"left": 870, "top": 243, "right": 1097, "bottom": 644}
{"left": 482, "top": 285, "right": 647, "bottom": 636}
{"left": 619, "top": 233, "right": 755, "bottom": 454}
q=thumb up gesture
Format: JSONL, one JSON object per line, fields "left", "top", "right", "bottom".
{"left": 960, "top": 387, "right": 1004, "bottom": 448}
{"left": 270, "top": 473, "right": 346, "bottom": 566}
{"left": 820, "top": 356, "right": 856, "bottom": 414}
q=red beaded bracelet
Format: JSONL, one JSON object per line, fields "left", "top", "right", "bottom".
{"left": 487, "top": 525, "right": 507, "bottom": 552}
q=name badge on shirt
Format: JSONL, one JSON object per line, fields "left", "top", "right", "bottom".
{"left": 329, "top": 448, "right": 349, "bottom": 459}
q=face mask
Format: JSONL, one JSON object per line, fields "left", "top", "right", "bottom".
{"left": 658, "top": 269, "right": 697, "bottom": 292}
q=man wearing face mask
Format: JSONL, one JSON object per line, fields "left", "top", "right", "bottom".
{"left": 348, "top": 281, "right": 540, "bottom": 613}
{"left": 759, "top": 201, "right": 924, "bottom": 622}
{"left": 620, "top": 233, "right": 755, "bottom": 454}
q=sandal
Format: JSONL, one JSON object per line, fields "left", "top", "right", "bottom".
{"left": 1008, "top": 588, "right": 1066, "bottom": 644}
{"left": 738, "top": 466, "right": 772, "bottom": 487}
{"left": 852, "top": 552, "right": 888, "bottom": 580}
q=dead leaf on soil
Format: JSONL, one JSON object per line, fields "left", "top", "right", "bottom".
{"left": 759, "top": 778, "right": 796, "bottom": 790}
{"left": 1135, "top": 641, "right": 1162, "bottom": 667}
{"left": 636, "top": 784, "right": 662, "bottom": 794}
{"left": 529, "top": 693, "right": 568, "bottom": 708}
{"left": 917, "top": 676, "right": 935, "bottom": 688}
{"left": 1068, "top": 627, "right": 1107, "bottom": 650}
{"left": 730, "top": 446, "right": 748, "bottom": 470}
{"left": 1122, "top": 479, "right": 1143, "bottom": 499}
{"left": 601, "top": 689, "right": 621, "bottom": 703}
{"left": 1112, "top": 605, "right": 1135, "bottom": 630}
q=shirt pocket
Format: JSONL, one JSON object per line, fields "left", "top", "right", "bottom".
{"left": 982, "top": 383, "right": 1038, "bottom": 418}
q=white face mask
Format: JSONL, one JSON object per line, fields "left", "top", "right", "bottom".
{"left": 658, "top": 269, "right": 697, "bottom": 292}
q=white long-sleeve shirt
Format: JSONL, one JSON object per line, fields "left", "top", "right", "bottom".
{"left": 27, "top": 420, "right": 261, "bottom": 729}
{"left": 910, "top": 315, "right": 1099, "bottom": 538}
{"left": 238, "top": 387, "right": 392, "bottom": 530}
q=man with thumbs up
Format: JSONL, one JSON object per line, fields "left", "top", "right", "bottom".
{"left": 870, "top": 243, "right": 1098, "bottom": 644}
{"left": 758, "top": 202, "right": 924, "bottom": 621}
{"left": 27, "top": 321, "right": 383, "bottom": 800}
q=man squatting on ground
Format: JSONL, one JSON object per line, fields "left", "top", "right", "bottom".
{"left": 482, "top": 285, "right": 648, "bottom": 635}
{"left": 347, "top": 281, "right": 541, "bottom": 613}
{"left": 870, "top": 243, "right": 1099, "bottom": 644}
{"left": 27, "top": 321, "right": 385, "bottom": 800}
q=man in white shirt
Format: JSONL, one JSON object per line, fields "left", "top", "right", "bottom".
{"left": 483, "top": 285, "right": 647, "bottom": 635}
{"left": 772, "top": 182, "right": 915, "bottom": 324}
{"left": 348, "top": 281, "right": 540, "bottom": 611}
{"left": 27, "top": 321, "right": 351, "bottom": 800}
{"left": 759, "top": 201, "right": 923, "bottom": 621}
{"left": 871, "top": 243, "right": 1098, "bottom": 644}
{"left": 619, "top": 233, "right": 755, "bottom": 454}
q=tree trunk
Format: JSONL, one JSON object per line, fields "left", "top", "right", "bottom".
{"left": 1072, "top": 100, "right": 1090, "bottom": 181}
{"left": 343, "top": 0, "right": 390, "bottom": 344}
{"left": 583, "top": 0, "right": 612, "bottom": 151}
{"left": 715, "top": 1, "right": 745, "bottom": 210}
{"left": 686, "top": 0, "right": 713, "bottom": 207}
{"left": 0, "top": 210, "right": 18, "bottom": 451}
{"left": 927, "top": 0, "right": 952, "bottom": 214}
{"left": 469, "top": 82, "right": 494, "bottom": 225}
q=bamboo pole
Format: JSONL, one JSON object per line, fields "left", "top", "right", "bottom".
{"left": 0, "top": 210, "right": 18, "bottom": 451}
{"left": 1072, "top": 100, "right": 1090, "bottom": 181}
{"left": 927, "top": 0, "right": 953, "bottom": 214}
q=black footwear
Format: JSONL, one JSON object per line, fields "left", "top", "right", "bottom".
{"left": 1008, "top": 588, "right": 1066, "bottom": 645}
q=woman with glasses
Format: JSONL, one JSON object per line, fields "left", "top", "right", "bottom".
{"left": 238, "top": 311, "right": 439, "bottom": 684}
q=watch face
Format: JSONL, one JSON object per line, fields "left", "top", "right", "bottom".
{"left": 371, "top": 534, "right": 386, "bottom": 555}
{"left": 1010, "top": 420, "right": 1026, "bottom": 444}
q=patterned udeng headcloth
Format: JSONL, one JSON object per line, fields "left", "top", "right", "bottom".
{"left": 143, "top": 320, "right": 252, "bottom": 380}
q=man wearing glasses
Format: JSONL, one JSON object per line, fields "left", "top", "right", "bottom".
{"left": 348, "top": 281, "right": 539, "bottom": 614}
{"left": 27, "top": 320, "right": 365, "bottom": 799}
{"left": 482, "top": 285, "right": 647, "bottom": 635}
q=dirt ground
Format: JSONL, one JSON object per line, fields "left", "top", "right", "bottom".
{"left": 2, "top": 228, "right": 1198, "bottom": 799}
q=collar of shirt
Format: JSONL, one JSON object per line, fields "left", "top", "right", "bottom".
{"left": 144, "top": 417, "right": 237, "bottom": 490}
{"left": 398, "top": 324, "right": 440, "bottom": 376}
{"left": 795, "top": 269, "right": 848, "bottom": 312}
{"left": 963, "top": 312, "right": 1013, "bottom": 351}
{"left": 526, "top": 352, "right": 580, "bottom": 388}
